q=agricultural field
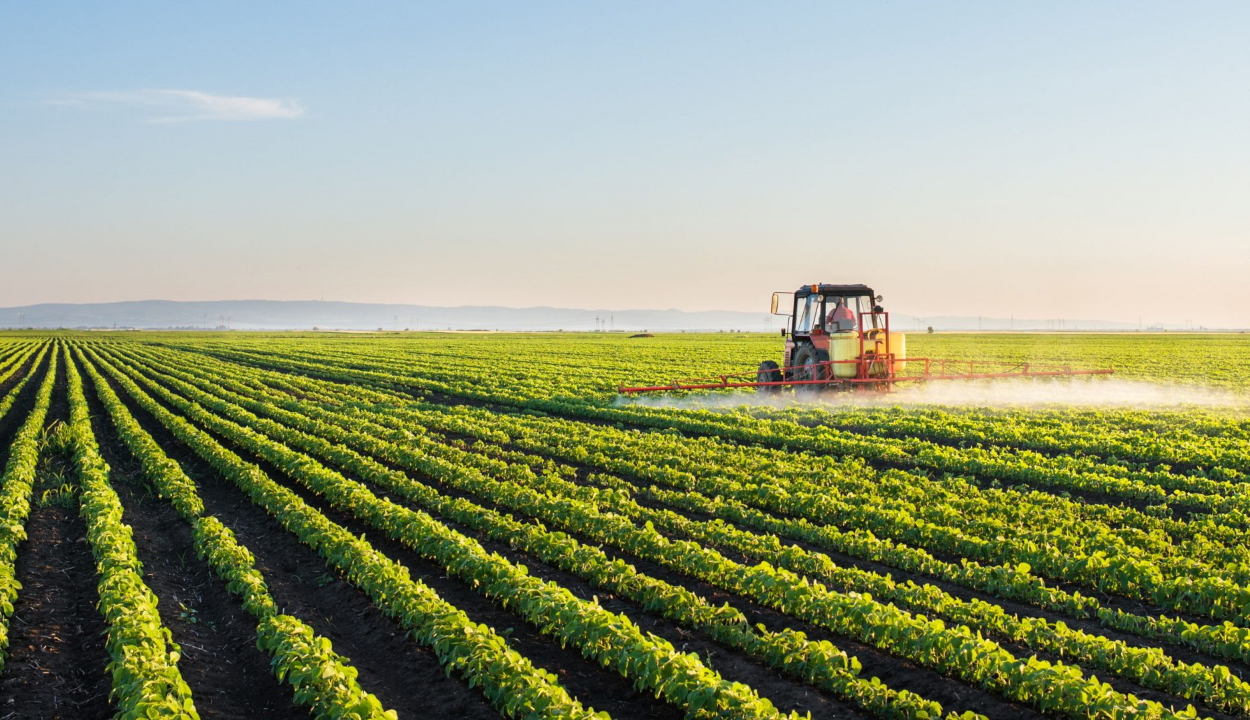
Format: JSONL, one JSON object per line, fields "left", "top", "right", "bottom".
{"left": 0, "top": 331, "right": 1248, "bottom": 720}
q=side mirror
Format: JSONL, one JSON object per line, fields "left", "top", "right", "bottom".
{"left": 875, "top": 295, "right": 884, "bottom": 303}
{"left": 770, "top": 291, "right": 794, "bottom": 316}
{"left": 780, "top": 328, "right": 787, "bottom": 337}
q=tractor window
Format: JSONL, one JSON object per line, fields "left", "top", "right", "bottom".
{"left": 858, "top": 296, "right": 885, "bottom": 329}
{"left": 794, "top": 294, "right": 822, "bottom": 334}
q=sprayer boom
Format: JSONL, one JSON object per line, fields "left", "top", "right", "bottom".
{"left": 618, "top": 358, "right": 1115, "bottom": 394}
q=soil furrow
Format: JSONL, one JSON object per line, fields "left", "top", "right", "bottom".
{"left": 79, "top": 370, "right": 307, "bottom": 719}
{"left": 0, "top": 347, "right": 112, "bottom": 720}
{"left": 91, "top": 356, "right": 563, "bottom": 720}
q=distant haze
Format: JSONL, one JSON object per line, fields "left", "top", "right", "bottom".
{"left": 3, "top": 4, "right": 1248, "bottom": 326}
{"left": 0, "top": 300, "right": 1211, "bottom": 332}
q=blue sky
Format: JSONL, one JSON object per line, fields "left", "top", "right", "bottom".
{"left": 3, "top": 3, "right": 1248, "bottom": 326}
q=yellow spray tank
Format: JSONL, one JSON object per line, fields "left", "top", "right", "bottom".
{"left": 828, "top": 329, "right": 905, "bottom": 378}
{"left": 864, "top": 328, "right": 906, "bottom": 376}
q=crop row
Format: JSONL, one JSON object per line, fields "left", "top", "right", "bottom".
{"left": 105, "top": 346, "right": 960, "bottom": 720}
{"left": 153, "top": 342, "right": 1250, "bottom": 624}
{"left": 145, "top": 343, "right": 1250, "bottom": 669}
{"left": 64, "top": 348, "right": 201, "bottom": 719}
{"left": 0, "top": 343, "right": 55, "bottom": 671}
{"left": 106, "top": 343, "right": 1207, "bottom": 720}
{"left": 157, "top": 343, "right": 1218, "bottom": 549}
{"left": 73, "top": 345, "right": 401, "bottom": 720}
{"left": 88, "top": 345, "right": 806, "bottom": 720}
{"left": 0, "top": 342, "right": 39, "bottom": 392}
{"left": 523, "top": 401, "right": 1250, "bottom": 619}
{"left": 418, "top": 402, "right": 1250, "bottom": 661}
{"left": 0, "top": 342, "right": 45, "bottom": 422}
{"left": 233, "top": 340, "right": 1250, "bottom": 519}
{"left": 169, "top": 340, "right": 1250, "bottom": 548}
{"left": 132, "top": 343, "right": 1250, "bottom": 663}
{"left": 80, "top": 345, "right": 606, "bottom": 720}
{"left": 752, "top": 405, "right": 1250, "bottom": 478}
{"left": 140, "top": 344, "right": 1250, "bottom": 717}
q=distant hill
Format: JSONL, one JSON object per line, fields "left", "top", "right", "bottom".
{"left": 0, "top": 299, "right": 1180, "bottom": 332}
{"left": 0, "top": 300, "right": 778, "bottom": 331}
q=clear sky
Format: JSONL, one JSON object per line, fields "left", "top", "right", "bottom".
{"left": 3, "top": 3, "right": 1248, "bottom": 327}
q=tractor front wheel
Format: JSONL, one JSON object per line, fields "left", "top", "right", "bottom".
{"left": 756, "top": 360, "right": 782, "bottom": 393}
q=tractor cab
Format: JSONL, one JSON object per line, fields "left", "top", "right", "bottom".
{"left": 786, "top": 284, "right": 883, "bottom": 337}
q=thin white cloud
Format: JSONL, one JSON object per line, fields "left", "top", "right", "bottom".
{"left": 52, "top": 89, "right": 305, "bottom": 122}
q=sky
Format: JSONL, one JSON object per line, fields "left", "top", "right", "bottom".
{"left": 2, "top": 3, "right": 1248, "bottom": 327}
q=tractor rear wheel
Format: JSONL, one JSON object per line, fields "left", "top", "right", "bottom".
{"left": 791, "top": 345, "right": 826, "bottom": 397}
{"left": 756, "top": 360, "right": 782, "bottom": 393}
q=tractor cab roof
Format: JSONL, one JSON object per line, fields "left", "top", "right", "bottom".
{"left": 795, "top": 283, "right": 876, "bottom": 298}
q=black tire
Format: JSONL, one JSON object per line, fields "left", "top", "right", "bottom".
{"left": 791, "top": 344, "right": 826, "bottom": 397}
{"left": 756, "top": 360, "right": 782, "bottom": 393}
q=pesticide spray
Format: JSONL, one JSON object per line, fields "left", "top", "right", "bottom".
{"left": 615, "top": 376, "right": 1248, "bottom": 412}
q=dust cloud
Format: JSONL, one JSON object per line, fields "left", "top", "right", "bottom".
{"left": 615, "top": 377, "right": 1248, "bottom": 411}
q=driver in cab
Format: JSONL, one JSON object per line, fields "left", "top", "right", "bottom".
{"left": 826, "top": 298, "right": 856, "bottom": 332}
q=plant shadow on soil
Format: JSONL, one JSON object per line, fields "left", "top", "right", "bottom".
{"left": 112, "top": 345, "right": 1250, "bottom": 720}
{"left": 87, "top": 358, "right": 512, "bottom": 719}
{"left": 128, "top": 348, "right": 1046, "bottom": 719}
{"left": 81, "top": 374, "right": 309, "bottom": 720}
{"left": 0, "top": 350, "right": 113, "bottom": 720}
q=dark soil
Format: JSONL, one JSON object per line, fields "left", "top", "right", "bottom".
{"left": 122, "top": 350, "right": 1039, "bottom": 720}
{"left": 96, "top": 350, "right": 701, "bottom": 719}
{"left": 0, "top": 349, "right": 39, "bottom": 406}
{"left": 108, "top": 354, "right": 821, "bottom": 716}
{"left": 0, "top": 501, "right": 114, "bottom": 720}
{"left": 86, "top": 355, "right": 534, "bottom": 720}
{"left": 438, "top": 420, "right": 1250, "bottom": 681}
{"left": 0, "top": 350, "right": 49, "bottom": 471}
{"left": 120, "top": 344, "right": 1250, "bottom": 717}
{"left": 353, "top": 441, "right": 1043, "bottom": 720}
{"left": 407, "top": 400, "right": 1243, "bottom": 635}
{"left": 428, "top": 430, "right": 1247, "bottom": 717}
{"left": 0, "top": 349, "right": 113, "bottom": 720}
{"left": 266, "top": 432, "right": 873, "bottom": 720}
{"left": 182, "top": 424, "right": 686, "bottom": 720}
{"left": 79, "top": 371, "right": 306, "bottom": 719}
